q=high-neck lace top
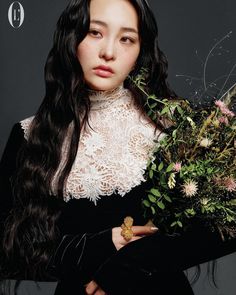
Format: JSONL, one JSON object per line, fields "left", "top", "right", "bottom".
{"left": 20, "top": 85, "right": 163, "bottom": 204}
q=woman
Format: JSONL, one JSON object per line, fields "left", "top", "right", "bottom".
{"left": 0, "top": 0, "right": 235, "bottom": 294}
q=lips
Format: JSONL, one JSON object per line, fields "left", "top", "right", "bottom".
{"left": 93, "top": 65, "right": 114, "bottom": 78}
{"left": 94, "top": 65, "right": 114, "bottom": 73}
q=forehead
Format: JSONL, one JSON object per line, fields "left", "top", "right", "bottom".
{"left": 89, "top": 0, "right": 139, "bottom": 29}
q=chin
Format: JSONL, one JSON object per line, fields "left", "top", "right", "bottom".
{"left": 86, "top": 78, "right": 123, "bottom": 91}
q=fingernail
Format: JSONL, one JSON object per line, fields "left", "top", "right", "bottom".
{"left": 151, "top": 227, "right": 158, "bottom": 231}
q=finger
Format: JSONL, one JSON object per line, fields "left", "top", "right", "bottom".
{"left": 132, "top": 226, "right": 158, "bottom": 236}
{"left": 85, "top": 281, "right": 99, "bottom": 295}
{"left": 95, "top": 289, "right": 106, "bottom": 295}
{"left": 130, "top": 236, "right": 142, "bottom": 242}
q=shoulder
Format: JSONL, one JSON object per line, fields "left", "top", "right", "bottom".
{"left": 19, "top": 115, "right": 35, "bottom": 140}
{"left": 1, "top": 115, "right": 35, "bottom": 164}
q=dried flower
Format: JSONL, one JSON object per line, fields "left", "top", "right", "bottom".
{"left": 223, "top": 177, "right": 236, "bottom": 192}
{"left": 199, "top": 138, "right": 212, "bottom": 148}
{"left": 213, "top": 119, "right": 220, "bottom": 127}
{"left": 218, "top": 116, "right": 229, "bottom": 125}
{"left": 200, "top": 198, "right": 210, "bottom": 206}
{"left": 213, "top": 176, "right": 222, "bottom": 185}
{"left": 182, "top": 180, "right": 198, "bottom": 197}
{"left": 137, "top": 69, "right": 236, "bottom": 238}
{"left": 168, "top": 173, "right": 176, "bottom": 189}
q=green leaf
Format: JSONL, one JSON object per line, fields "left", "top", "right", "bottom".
{"left": 229, "top": 199, "right": 236, "bottom": 206}
{"left": 147, "top": 110, "right": 152, "bottom": 117}
{"left": 151, "top": 206, "right": 156, "bottom": 214}
{"left": 143, "top": 200, "right": 150, "bottom": 207}
{"left": 186, "top": 116, "right": 196, "bottom": 129}
{"left": 160, "top": 107, "right": 169, "bottom": 115}
{"left": 148, "top": 194, "right": 156, "bottom": 203}
{"left": 166, "top": 163, "right": 174, "bottom": 173}
{"left": 176, "top": 105, "right": 183, "bottom": 116}
{"left": 164, "top": 195, "right": 172, "bottom": 203}
{"left": 151, "top": 163, "right": 157, "bottom": 170}
{"left": 177, "top": 221, "right": 183, "bottom": 227}
{"left": 150, "top": 102, "right": 158, "bottom": 109}
{"left": 150, "top": 188, "right": 161, "bottom": 197}
{"left": 160, "top": 174, "right": 167, "bottom": 187}
{"left": 185, "top": 208, "right": 196, "bottom": 215}
{"left": 175, "top": 213, "right": 182, "bottom": 218}
{"left": 158, "top": 162, "right": 164, "bottom": 171}
{"left": 157, "top": 201, "right": 165, "bottom": 209}
{"left": 149, "top": 170, "right": 153, "bottom": 179}
{"left": 172, "top": 129, "right": 177, "bottom": 139}
{"left": 207, "top": 168, "right": 213, "bottom": 174}
{"left": 170, "top": 221, "right": 177, "bottom": 227}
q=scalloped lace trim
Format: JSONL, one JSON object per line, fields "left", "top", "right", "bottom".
{"left": 20, "top": 87, "right": 163, "bottom": 204}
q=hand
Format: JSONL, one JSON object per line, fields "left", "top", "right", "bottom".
{"left": 112, "top": 225, "right": 158, "bottom": 250}
{"left": 85, "top": 280, "right": 107, "bottom": 295}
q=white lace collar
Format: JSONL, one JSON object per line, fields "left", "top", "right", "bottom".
{"left": 20, "top": 86, "right": 163, "bottom": 205}
{"left": 88, "top": 84, "right": 128, "bottom": 111}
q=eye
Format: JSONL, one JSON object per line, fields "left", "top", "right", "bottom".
{"left": 88, "top": 29, "right": 102, "bottom": 38}
{"left": 120, "top": 36, "right": 135, "bottom": 44}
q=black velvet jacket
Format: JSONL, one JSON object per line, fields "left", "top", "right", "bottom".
{"left": 0, "top": 123, "right": 236, "bottom": 295}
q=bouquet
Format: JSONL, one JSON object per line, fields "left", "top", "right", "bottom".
{"left": 130, "top": 68, "right": 236, "bottom": 240}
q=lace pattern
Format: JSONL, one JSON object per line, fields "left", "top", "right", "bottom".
{"left": 20, "top": 86, "right": 162, "bottom": 204}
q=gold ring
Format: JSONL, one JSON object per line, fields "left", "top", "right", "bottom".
{"left": 120, "top": 216, "right": 134, "bottom": 241}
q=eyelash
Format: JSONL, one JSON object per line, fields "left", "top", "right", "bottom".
{"left": 88, "top": 30, "right": 135, "bottom": 44}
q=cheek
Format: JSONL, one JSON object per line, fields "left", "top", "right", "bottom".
{"left": 76, "top": 41, "right": 93, "bottom": 65}
{"left": 121, "top": 48, "right": 140, "bottom": 72}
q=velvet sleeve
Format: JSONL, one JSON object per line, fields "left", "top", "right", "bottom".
{"left": 0, "top": 123, "right": 25, "bottom": 237}
{"left": 49, "top": 229, "right": 117, "bottom": 292}
{"left": 0, "top": 123, "right": 117, "bottom": 285}
{"left": 93, "top": 219, "right": 236, "bottom": 295}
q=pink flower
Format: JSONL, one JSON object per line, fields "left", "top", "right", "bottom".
{"left": 218, "top": 116, "right": 229, "bottom": 125}
{"left": 223, "top": 177, "right": 236, "bottom": 192}
{"left": 173, "top": 162, "right": 182, "bottom": 172}
{"left": 221, "top": 107, "right": 235, "bottom": 117}
{"left": 215, "top": 100, "right": 226, "bottom": 108}
{"left": 215, "top": 100, "right": 235, "bottom": 117}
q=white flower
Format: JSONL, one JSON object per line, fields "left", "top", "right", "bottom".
{"left": 182, "top": 179, "right": 198, "bottom": 197}
{"left": 199, "top": 138, "right": 212, "bottom": 148}
{"left": 168, "top": 173, "right": 176, "bottom": 189}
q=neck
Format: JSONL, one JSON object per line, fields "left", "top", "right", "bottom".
{"left": 88, "top": 84, "right": 131, "bottom": 111}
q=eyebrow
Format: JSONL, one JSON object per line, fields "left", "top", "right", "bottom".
{"left": 90, "top": 20, "right": 139, "bottom": 34}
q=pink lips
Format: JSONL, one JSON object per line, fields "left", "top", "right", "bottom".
{"left": 93, "top": 65, "right": 114, "bottom": 78}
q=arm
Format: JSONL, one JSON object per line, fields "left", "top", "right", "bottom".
{"left": 49, "top": 225, "right": 156, "bottom": 286}
{"left": 0, "top": 123, "right": 117, "bottom": 283}
{"left": 93, "top": 219, "right": 236, "bottom": 294}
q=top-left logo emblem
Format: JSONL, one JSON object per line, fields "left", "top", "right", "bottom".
{"left": 8, "top": 2, "right": 25, "bottom": 28}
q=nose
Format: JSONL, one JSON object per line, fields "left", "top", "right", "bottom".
{"left": 99, "top": 38, "right": 116, "bottom": 61}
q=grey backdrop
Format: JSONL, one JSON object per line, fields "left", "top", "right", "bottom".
{"left": 0, "top": 0, "right": 236, "bottom": 294}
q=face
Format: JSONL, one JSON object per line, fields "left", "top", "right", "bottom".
{"left": 76, "top": 0, "right": 141, "bottom": 91}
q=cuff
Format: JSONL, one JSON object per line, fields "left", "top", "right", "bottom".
{"left": 48, "top": 228, "right": 117, "bottom": 283}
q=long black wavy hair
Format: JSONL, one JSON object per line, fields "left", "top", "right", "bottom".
{"left": 1, "top": 0, "right": 177, "bottom": 280}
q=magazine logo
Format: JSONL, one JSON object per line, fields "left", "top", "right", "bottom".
{"left": 8, "top": 2, "right": 24, "bottom": 28}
